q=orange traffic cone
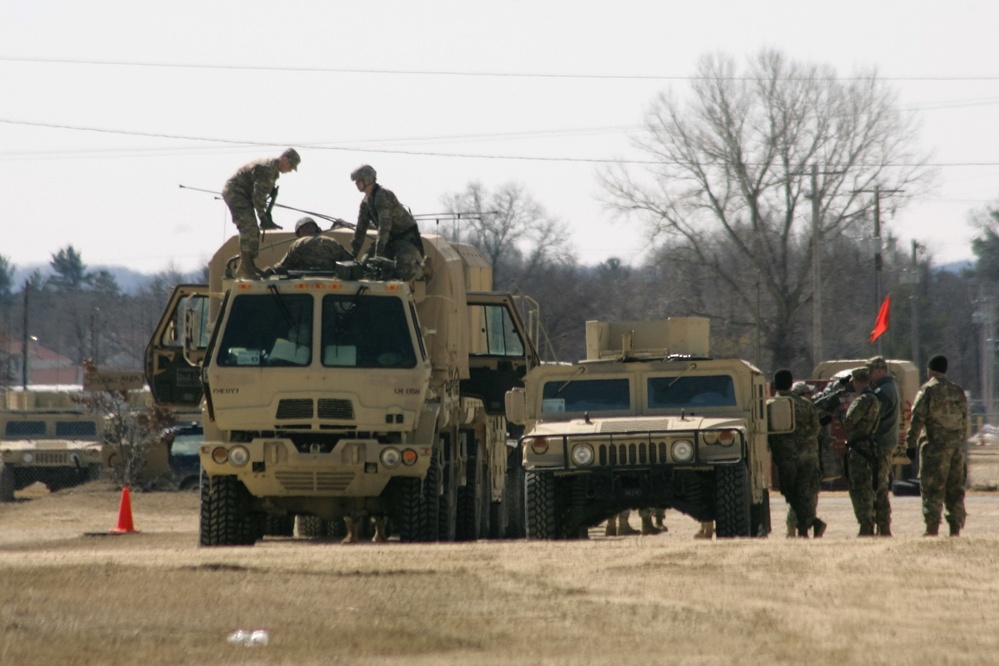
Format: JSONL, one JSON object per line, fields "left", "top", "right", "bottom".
{"left": 109, "top": 487, "right": 140, "bottom": 534}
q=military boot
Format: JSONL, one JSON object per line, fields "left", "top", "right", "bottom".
{"left": 234, "top": 252, "right": 263, "bottom": 279}
{"left": 373, "top": 517, "right": 389, "bottom": 543}
{"left": 604, "top": 516, "right": 617, "bottom": 537}
{"left": 948, "top": 521, "right": 961, "bottom": 537}
{"left": 342, "top": 516, "right": 360, "bottom": 544}
{"left": 923, "top": 523, "right": 939, "bottom": 537}
{"left": 876, "top": 521, "right": 892, "bottom": 537}
{"left": 812, "top": 518, "right": 827, "bottom": 539}
{"left": 617, "top": 511, "right": 640, "bottom": 536}
{"left": 858, "top": 523, "right": 874, "bottom": 537}
{"left": 694, "top": 521, "right": 714, "bottom": 540}
{"left": 640, "top": 511, "right": 661, "bottom": 536}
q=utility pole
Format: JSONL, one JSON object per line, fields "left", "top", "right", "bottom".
{"left": 910, "top": 241, "right": 920, "bottom": 369}
{"left": 810, "top": 164, "right": 823, "bottom": 365}
{"left": 854, "top": 185, "right": 903, "bottom": 355}
{"left": 21, "top": 279, "right": 29, "bottom": 390}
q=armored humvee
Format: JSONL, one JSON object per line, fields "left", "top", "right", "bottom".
{"left": 0, "top": 389, "right": 103, "bottom": 501}
{"left": 505, "top": 318, "right": 794, "bottom": 539}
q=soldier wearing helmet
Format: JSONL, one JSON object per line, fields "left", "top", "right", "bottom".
{"left": 222, "top": 148, "right": 301, "bottom": 279}
{"left": 263, "top": 216, "right": 351, "bottom": 275}
{"left": 350, "top": 165, "right": 425, "bottom": 280}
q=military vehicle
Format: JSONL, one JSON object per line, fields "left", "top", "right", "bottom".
{"left": 0, "top": 389, "right": 104, "bottom": 501}
{"left": 504, "top": 318, "right": 794, "bottom": 539}
{"left": 810, "top": 359, "right": 921, "bottom": 494}
{"left": 145, "top": 228, "right": 538, "bottom": 546}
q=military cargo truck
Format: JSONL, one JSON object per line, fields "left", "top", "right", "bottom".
{"left": 0, "top": 389, "right": 104, "bottom": 501}
{"left": 145, "top": 228, "right": 537, "bottom": 545}
{"left": 505, "top": 318, "right": 795, "bottom": 539}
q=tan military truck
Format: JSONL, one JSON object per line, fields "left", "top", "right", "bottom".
{"left": 0, "top": 389, "right": 104, "bottom": 501}
{"left": 504, "top": 318, "right": 794, "bottom": 539}
{"left": 145, "top": 228, "right": 538, "bottom": 545}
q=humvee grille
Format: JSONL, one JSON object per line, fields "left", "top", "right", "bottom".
{"left": 318, "top": 399, "right": 354, "bottom": 420}
{"left": 274, "top": 470, "right": 355, "bottom": 492}
{"left": 598, "top": 441, "right": 668, "bottom": 466}
{"left": 35, "top": 451, "right": 70, "bottom": 465}
{"left": 276, "top": 399, "right": 314, "bottom": 419}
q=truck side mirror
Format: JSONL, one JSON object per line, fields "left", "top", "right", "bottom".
{"left": 767, "top": 396, "right": 796, "bottom": 434}
{"left": 505, "top": 388, "right": 527, "bottom": 425}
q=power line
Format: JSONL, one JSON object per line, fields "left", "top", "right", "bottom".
{"left": 5, "top": 55, "right": 999, "bottom": 82}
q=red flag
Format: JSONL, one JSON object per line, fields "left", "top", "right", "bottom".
{"left": 870, "top": 294, "right": 890, "bottom": 343}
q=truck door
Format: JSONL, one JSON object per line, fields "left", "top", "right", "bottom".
{"left": 463, "top": 292, "right": 540, "bottom": 414}
{"left": 144, "top": 284, "right": 209, "bottom": 408}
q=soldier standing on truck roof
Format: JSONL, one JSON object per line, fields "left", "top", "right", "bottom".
{"left": 905, "top": 354, "right": 969, "bottom": 537}
{"left": 350, "top": 165, "right": 425, "bottom": 281}
{"left": 769, "top": 370, "right": 826, "bottom": 538}
{"left": 844, "top": 367, "right": 881, "bottom": 537}
{"left": 867, "top": 356, "right": 901, "bottom": 537}
{"left": 263, "top": 217, "right": 352, "bottom": 275}
{"left": 222, "top": 148, "right": 301, "bottom": 279}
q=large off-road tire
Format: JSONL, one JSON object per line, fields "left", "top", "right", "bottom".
{"left": 750, "top": 489, "right": 772, "bottom": 537}
{"left": 264, "top": 514, "right": 295, "bottom": 537}
{"left": 199, "top": 473, "right": 256, "bottom": 547}
{"left": 0, "top": 463, "right": 15, "bottom": 503}
{"left": 437, "top": 440, "right": 457, "bottom": 542}
{"left": 525, "top": 471, "right": 557, "bottom": 539}
{"left": 397, "top": 477, "right": 435, "bottom": 542}
{"left": 557, "top": 475, "right": 589, "bottom": 539}
{"left": 715, "top": 464, "right": 752, "bottom": 538}
{"left": 296, "top": 515, "right": 329, "bottom": 538}
{"left": 502, "top": 456, "right": 526, "bottom": 538}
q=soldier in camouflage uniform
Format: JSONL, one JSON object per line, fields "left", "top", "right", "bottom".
{"left": 868, "top": 356, "right": 901, "bottom": 537}
{"left": 222, "top": 148, "right": 301, "bottom": 279}
{"left": 905, "top": 355, "right": 969, "bottom": 537}
{"left": 768, "top": 370, "right": 825, "bottom": 538}
{"left": 264, "top": 217, "right": 351, "bottom": 274}
{"left": 844, "top": 367, "right": 881, "bottom": 536}
{"left": 350, "top": 165, "right": 425, "bottom": 281}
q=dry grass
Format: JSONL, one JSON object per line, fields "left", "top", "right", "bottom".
{"left": 2, "top": 476, "right": 999, "bottom": 665}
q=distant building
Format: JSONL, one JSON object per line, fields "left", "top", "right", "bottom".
{"left": 0, "top": 333, "right": 83, "bottom": 388}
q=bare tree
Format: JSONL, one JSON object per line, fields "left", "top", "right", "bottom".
{"left": 602, "top": 50, "right": 932, "bottom": 370}
{"left": 440, "top": 182, "right": 573, "bottom": 289}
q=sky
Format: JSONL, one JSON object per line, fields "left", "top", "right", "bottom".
{"left": 3, "top": 0, "right": 999, "bottom": 277}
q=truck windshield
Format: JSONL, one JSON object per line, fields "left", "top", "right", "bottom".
{"left": 647, "top": 375, "right": 736, "bottom": 409}
{"left": 320, "top": 294, "right": 417, "bottom": 369}
{"left": 216, "top": 294, "right": 313, "bottom": 367}
{"left": 541, "top": 378, "right": 630, "bottom": 413}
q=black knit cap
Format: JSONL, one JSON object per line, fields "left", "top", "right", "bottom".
{"left": 928, "top": 355, "right": 948, "bottom": 373}
{"left": 773, "top": 369, "right": 793, "bottom": 391}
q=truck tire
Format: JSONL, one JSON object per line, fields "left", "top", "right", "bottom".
{"left": 503, "top": 458, "right": 526, "bottom": 538}
{"left": 525, "top": 471, "right": 557, "bottom": 539}
{"left": 264, "top": 514, "right": 295, "bottom": 537}
{"left": 750, "top": 489, "right": 772, "bottom": 537}
{"left": 296, "top": 515, "right": 329, "bottom": 538}
{"left": 456, "top": 438, "right": 485, "bottom": 541}
{"left": 715, "top": 464, "right": 751, "bottom": 538}
{"left": 199, "top": 473, "right": 255, "bottom": 547}
{"left": 397, "top": 477, "right": 435, "bottom": 542}
{"left": 0, "top": 463, "right": 15, "bottom": 503}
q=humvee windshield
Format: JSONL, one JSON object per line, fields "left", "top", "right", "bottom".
{"left": 5, "top": 421, "right": 46, "bottom": 438}
{"left": 647, "top": 375, "right": 736, "bottom": 408}
{"left": 541, "top": 378, "right": 630, "bottom": 413}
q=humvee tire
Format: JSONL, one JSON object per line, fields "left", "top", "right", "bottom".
{"left": 715, "top": 464, "right": 752, "bottom": 538}
{"left": 0, "top": 463, "right": 15, "bottom": 503}
{"left": 525, "top": 471, "right": 557, "bottom": 539}
{"left": 296, "top": 515, "right": 328, "bottom": 538}
{"left": 199, "top": 473, "right": 255, "bottom": 546}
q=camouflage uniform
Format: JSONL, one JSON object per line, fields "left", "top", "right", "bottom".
{"left": 870, "top": 372, "right": 901, "bottom": 534}
{"left": 351, "top": 184, "right": 424, "bottom": 280}
{"left": 222, "top": 158, "right": 282, "bottom": 260}
{"left": 270, "top": 236, "right": 352, "bottom": 273}
{"left": 906, "top": 376, "right": 968, "bottom": 535}
{"left": 844, "top": 387, "right": 881, "bottom": 534}
{"left": 769, "top": 390, "right": 821, "bottom": 535}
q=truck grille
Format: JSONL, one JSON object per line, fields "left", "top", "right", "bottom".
{"left": 274, "top": 470, "right": 355, "bottom": 492}
{"left": 35, "top": 451, "right": 70, "bottom": 465}
{"left": 276, "top": 399, "right": 314, "bottom": 419}
{"left": 598, "top": 441, "right": 668, "bottom": 466}
{"left": 318, "top": 399, "right": 354, "bottom": 420}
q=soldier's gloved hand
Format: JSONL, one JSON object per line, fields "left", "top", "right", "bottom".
{"left": 838, "top": 375, "right": 852, "bottom": 387}
{"left": 260, "top": 213, "right": 281, "bottom": 230}
{"left": 819, "top": 415, "right": 832, "bottom": 426}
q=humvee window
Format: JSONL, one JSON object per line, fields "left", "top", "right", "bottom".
{"left": 647, "top": 375, "right": 736, "bottom": 409}
{"left": 5, "top": 421, "right": 46, "bottom": 438}
{"left": 321, "top": 295, "right": 417, "bottom": 369}
{"left": 217, "top": 294, "right": 313, "bottom": 367}
{"left": 541, "top": 378, "right": 630, "bottom": 413}
{"left": 55, "top": 421, "right": 98, "bottom": 438}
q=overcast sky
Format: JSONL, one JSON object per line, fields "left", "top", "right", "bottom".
{"left": 3, "top": 0, "right": 999, "bottom": 276}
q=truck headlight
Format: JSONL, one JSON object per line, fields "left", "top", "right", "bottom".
{"left": 228, "top": 446, "right": 250, "bottom": 467}
{"left": 671, "top": 439, "right": 694, "bottom": 462}
{"left": 380, "top": 447, "right": 401, "bottom": 468}
{"left": 570, "top": 443, "right": 594, "bottom": 467}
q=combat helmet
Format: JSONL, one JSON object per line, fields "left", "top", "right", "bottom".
{"left": 350, "top": 164, "right": 377, "bottom": 182}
